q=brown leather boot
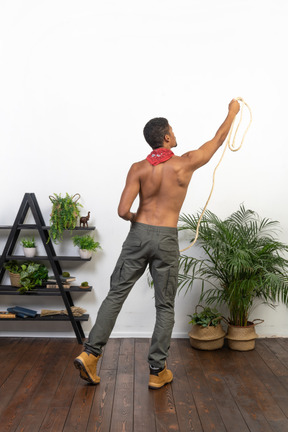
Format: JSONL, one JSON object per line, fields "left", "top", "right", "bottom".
{"left": 74, "top": 351, "right": 101, "bottom": 384}
{"left": 148, "top": 365, "right": 173, "bottom": 389}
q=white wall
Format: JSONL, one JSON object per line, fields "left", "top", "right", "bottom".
{"left": 0, "top": 0, "right": 288, "bottom": 338}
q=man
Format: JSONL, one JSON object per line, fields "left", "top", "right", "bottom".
{"left": 74, "top": 98, "right": 240, "bottom": 389}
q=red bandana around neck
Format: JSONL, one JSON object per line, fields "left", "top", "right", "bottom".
{"left": 146, "top": 148, "right": 174, "bottom": 166}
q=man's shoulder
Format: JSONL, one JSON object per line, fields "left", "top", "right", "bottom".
{"left": 170, "top": 154, "right": 191, "bottom": 167}
{"left": 131, "top": 159, "right": 149, "bottom": 168}
{"left": 127, "top": 159, "right": 149, "bottom": 176}
{"left": 178, "top": 149, "right": 203, "bottom": 169}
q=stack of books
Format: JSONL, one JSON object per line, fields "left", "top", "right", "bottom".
{"left": 46, "top": 275, "right": 76, "bottom": 289}
{"left": 6, "top": 306, "right": 37, "bottom": 318}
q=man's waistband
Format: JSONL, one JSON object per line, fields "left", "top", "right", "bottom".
{"left": 131, "top": 221, "right": 178, "bottom": 236}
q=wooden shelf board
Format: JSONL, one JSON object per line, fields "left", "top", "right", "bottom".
{"left": 0, "top": 285, "right": 92, "bottom": 295}
{"left": 1, "top": 255, "right": 91, "bottom": 261}
{"left": 0, "top": 314, "right": 89, "bottom": 321}
{"left": 0, "top": 225, "right": 95, "bottom": 230}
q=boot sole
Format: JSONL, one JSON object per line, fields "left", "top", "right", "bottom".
{"left": 148, "top": 377, "right": 173, "bottom": 389}
{"left": 74, "top": 359, "right": 100, "bottom": 385}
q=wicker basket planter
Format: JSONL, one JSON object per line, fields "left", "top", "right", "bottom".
{"left": 189, "top": 323, "right": 226, "bottom": 350}
{"left": 226, "top": 320, "right": 264, "bottom": 351}
{"left": 9, "top": 272, "right": 21, "bottom": 287}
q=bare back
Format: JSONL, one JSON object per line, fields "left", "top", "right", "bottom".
{"left": 137, "top": 157, "right": 193, "bottom": 226}
{"left": 119, "top": 155, "right": 195, "bottom": 228}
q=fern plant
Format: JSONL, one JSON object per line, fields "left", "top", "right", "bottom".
{"left": 178, "top": 205, "right": 288, "bottom": 326}
{"left": 49, "top": 193, "right": 82, "bottom": 243}
{"left": 72, "top": 234, "right": 101, "bottom": 251}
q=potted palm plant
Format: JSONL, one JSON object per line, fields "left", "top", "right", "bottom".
{"left": 72, "top": 234, "right": 101, "bottom": 259}
{"left": 178, "top": 205, "right": 288, "bottom": 351}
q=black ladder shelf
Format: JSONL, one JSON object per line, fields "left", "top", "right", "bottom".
{"left": 0, "top": 193, "right": 95, "bottom": 344}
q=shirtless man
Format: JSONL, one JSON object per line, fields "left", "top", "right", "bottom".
{"left": 74, "top": 99, "right": 240, "bottom": 389}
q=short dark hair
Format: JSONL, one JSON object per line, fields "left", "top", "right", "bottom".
{"left": 143, "top": 117, "right": 169, "bottom": 149}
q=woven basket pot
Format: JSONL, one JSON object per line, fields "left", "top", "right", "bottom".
{"left": 226, "top": 320, "right": 263, "bottom": 351}
{"left": 9, "top": 272, "right": 21, "bottom": 287}
{"left": 189, "top": 323, "right": 226, "bottom": 350}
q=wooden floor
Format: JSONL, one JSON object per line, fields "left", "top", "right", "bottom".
{"left": 1, "top": 338, "right": 288, "bottom": 432}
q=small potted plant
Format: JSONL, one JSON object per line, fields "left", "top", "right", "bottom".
{"left": 21, "top": 237, "right": 36, "bottom": 257}
{"left": 188, "top": 305, "right": 225, "bottom": 350}
{"left": 80, "top": 281, "right": 91, "bottom": 289}
{"left": 4, "top": 260, "right": 49, "bottom": 293}
{"left": 72, "top": 234, "right": 101, "bottom": 259}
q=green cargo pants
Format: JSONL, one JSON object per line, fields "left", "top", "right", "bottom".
{"left": 84, "top": 222, "right": 179, "bottom": 368}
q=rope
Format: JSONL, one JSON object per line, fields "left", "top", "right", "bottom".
{"left": 180, "top": 97, "right": 252, "bottom": 253}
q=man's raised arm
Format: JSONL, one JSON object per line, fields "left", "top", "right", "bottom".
{"left": 182, "top": 99, "right": 240, "bottom": 170}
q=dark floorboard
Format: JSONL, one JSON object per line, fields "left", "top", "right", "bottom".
{"left": 0, "top": 337, "right": 288, "bottom": 432}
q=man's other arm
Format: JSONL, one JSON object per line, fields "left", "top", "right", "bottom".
{"left": 118, "top": 163, "right": 140, "bottom": 222}
{"left": 182, "top": 99, "right": 240, "bottom": 170}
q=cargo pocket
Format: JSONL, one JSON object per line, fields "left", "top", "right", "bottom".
{"left": 154, "top": 267, "right": 177, "bottom": 307}
{"left": 110, "top": 261, "right": 125, "bottom": 287}
{"left": 122, "top": 235, "right": 142, "bottom": 253}
{"left": 159, "top": 237, "right": 179, "bottom": 263}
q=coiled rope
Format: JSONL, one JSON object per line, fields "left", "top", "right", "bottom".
{"left": 180, "top": 97, "right": 252, "bottom": 253}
